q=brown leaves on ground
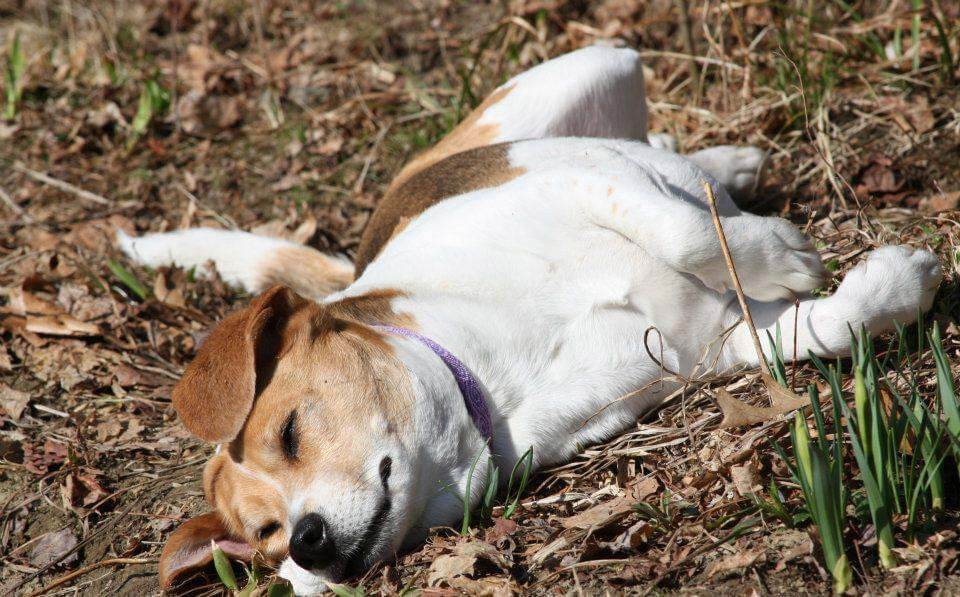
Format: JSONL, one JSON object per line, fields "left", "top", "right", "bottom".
{"left": 427, "top": 539, "right": 513, "bottom": 588}
{"left": 715, "top": 374, "right": 808, "bottom": 429}
{"left": 2, "top": 0, "right": 959, "bottom": 595}
{"left": 0, "top": 384, "right": 30, "bottom": 420}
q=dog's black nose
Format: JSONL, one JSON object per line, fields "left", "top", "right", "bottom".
{"left": 289, "top": 513, "right": 336, "bottom": 570}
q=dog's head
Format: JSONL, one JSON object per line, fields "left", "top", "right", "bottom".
{"left": 159, "top": 286, "right": 420, "bottom": 589}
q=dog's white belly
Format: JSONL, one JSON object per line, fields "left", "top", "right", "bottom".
{"left": 350, "top": 143, "right": 737, "bottom": 468}
{"left": 480, "top": 231, "right": 727, "bottom": 467}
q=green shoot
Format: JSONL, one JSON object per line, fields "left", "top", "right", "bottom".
{"left": 3, "top": 32, "right": 25, "bottom": 120}
{"left": 503, "top": 446, "right": 534, "bottom": 519}
{"left": 128, "top": 78, "right": 170, "bottom": 148}
{"left": 790, "top": 404, "right": 851, "bottom": 594}
{"left": 328, "top": 583, "right": 365, "bottom": 597}
{"left": 910, "top": 0, "right": 922, "bottom": 71}
{"left": 460, "top": 448, "right": 486, "bottom": 535}
{"left": 479, "top": 458, "right": 499, "bottom": 521}
{"left": 107, "top": 259, "right": 151, "bottom": 301}
{"left": 210, "top": 541, "right": 238, "bottom": 590}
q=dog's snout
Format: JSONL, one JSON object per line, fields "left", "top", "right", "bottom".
{"left": 289, "top": 513, "right": 336, "bottom": 570}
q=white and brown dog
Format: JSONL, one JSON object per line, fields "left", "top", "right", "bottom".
{"left": 119, "top": 47, "right": 942, "bottom": 594}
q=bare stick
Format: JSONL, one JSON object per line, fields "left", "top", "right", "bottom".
{"left": 25, "top": 558, "right": 153, "bottom": 597}
{"left": 13, "top": 162, "right": 110, "bottom": 205}
{"left": 0, "top": 185, "right": 32, "bottom": 221}
{"left": 702, "top": 181, "right": 770, "bottom": 376}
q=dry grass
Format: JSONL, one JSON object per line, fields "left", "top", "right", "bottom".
{"left": 1, "top": 1, "right": 959, "bottom": 595}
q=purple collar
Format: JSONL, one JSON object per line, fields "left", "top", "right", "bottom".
{"left": 374, "top": 325, "right": 492, "bottom": 441}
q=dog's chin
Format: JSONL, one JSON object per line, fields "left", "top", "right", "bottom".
{"left": 278, "top": 557, "right": 329, "bottom": 597}
{"left": 278, "top": 548, "right": 390, "bottom": 597}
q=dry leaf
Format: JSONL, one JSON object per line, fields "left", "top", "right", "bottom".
{"left": 561, "top": 496, "right": 634, "bottom": 530}
{"left": 600, "top": 519, "right": 653, "bottom": 553}
{"left": 5, "top": 287, "right": 62, "bottom": 316}
{"left": 154, "top": 269, "right": 186, "bottom": 308}
{"left": 861, "top": 161, "right": 901, "bottom": 194}
{"left": 628, "top": 475, "right": 659, "bottom": 501}
{"left": 29, "top": 528, "right": 78, "bottom": 568}
{"left": 920, "top": 191, "right": 960, "bottom": 213}
{"left": 24, "top": 440, "right": 70, "bottom": 475}
{"left": 25, "top": 314, "right": 99, "bottom": 337}
{"left": 427, "top": 540, "right": 509, "bottom": 587}
{"left": 707, "top": 550, "right": 761, "bottom": 577}
{"left": 716, "top": 374, "right": 807, "bottom": 429}
{"left": 0, "top": 384, "right": 30, "bottom": 420}
{"left": 769, "top": 529, "right": 815, "bottom": 571}
{"left": 445, "top": 577, "right": 513, "bottom": 597}
{"left": 484, "top": 517, "right": 518, "bottom": 543}
{"left": 731, "top": 463, "right": 759, "bottom": 496}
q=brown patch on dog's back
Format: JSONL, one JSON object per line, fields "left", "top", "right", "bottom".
{"left": 354, "top": 142, "right": 526, "bottom": 275}
{"left": 390, "top": 85, "right": 513, "bottom": 188}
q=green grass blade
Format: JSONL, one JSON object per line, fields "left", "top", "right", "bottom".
{"left": 841, "top": 401, "right": 897, "bottom": 568}
{"left": 107, "top": 259, "right": 151, "bottom": 300}
{"left": 211, "top": 542, "right": 238, "bottom": 590}
{"left": 4, "top": 31, "right": 24, "bottom": 120}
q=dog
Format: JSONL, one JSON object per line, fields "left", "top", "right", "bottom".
{"left": 118, "top": 46, "right": 942, "bottom": 595}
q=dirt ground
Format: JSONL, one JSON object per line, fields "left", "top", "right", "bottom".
{"left": 1, "top": 1, "right": 959, "bottom": 595}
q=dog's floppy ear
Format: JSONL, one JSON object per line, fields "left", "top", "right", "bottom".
{"left": 159, "top": 512, "right": 254, "bottom": 590}
{"left": 172, "top": 285, "right": 308, "bottom": 443}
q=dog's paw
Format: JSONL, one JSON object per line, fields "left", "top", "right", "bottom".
{"left": 690, "top": 145, "right": 767, "bottom": 200}
{"left": 834, "top": 245, "right": 942, "bottom": 321}
{"left": 647, "top": 132, "right": 677, "bottom": 152}
{"left": 731, "top": 217, "right": 827, "bottom": 302}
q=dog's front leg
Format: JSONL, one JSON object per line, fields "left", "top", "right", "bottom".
{"left": 720, "top": 246, "right": 942, "bottom": 369}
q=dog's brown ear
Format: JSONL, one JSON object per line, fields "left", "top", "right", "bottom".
{"left": 172, "top": 285, "right": 307, "bottom": 443}
{"left": 159, "top": 512, "right": 254, "bottom": 590}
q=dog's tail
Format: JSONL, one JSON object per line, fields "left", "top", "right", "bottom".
{"left": 117, "top": 228, "right": 353, "bottom": 301}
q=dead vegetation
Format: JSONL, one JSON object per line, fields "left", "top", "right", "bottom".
{"left": 1, "top": 0, "right": 959, "bottom": 595}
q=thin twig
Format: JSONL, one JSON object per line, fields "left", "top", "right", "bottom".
{"left": 12, "top": 162, "right": 110, "bottom": 205}
{"left": 0, "top": 185, "right": 32, "bottom": 221}
{"left": 702, "top": 180, "right": 770, "bottom": 376}
{"left": 25, "top": 558, "right": 154, "bottom": 597}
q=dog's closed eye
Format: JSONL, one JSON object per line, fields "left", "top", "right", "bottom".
{"left": 258, "top": 520, "right": 281, "bottom": 541}
{"left": 379, "top": 456, "right": 392, "bottom": 486}
{"left": 281, "top": 410, "right": 298, "bottom": 460}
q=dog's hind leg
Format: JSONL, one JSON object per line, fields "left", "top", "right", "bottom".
{"left": 117, "top": 228, "right": 353, "bottom": 301}
{"left": 393, "top": 46, "right": 650, "bottom": 187}
{"left": 687, "top": 146, "right": 767, "bottom": 203}
{"left": 721, "top": 246, "right": 942, "bottom": 369}
{"left": 642, "top": 138, "right": 767, "bottom": 202}
{"left": 580, "top": 155, "right": 827, "bottom": 302}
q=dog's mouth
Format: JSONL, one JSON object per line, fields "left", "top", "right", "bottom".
{"left": 335, "top": 492, "right": 393, "bottom": 580}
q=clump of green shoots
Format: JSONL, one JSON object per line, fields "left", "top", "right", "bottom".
{"left": 460, "top": 446, "right": 534, "bottom": 535}
{"left": 773, "top": 322, "right": 958, "bottom": 593}
{"left": 777, "top": 386, "right": 851, "bottom": 594}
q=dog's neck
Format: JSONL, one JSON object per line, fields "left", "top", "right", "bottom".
{"left": 385, "top": 321, "right": 495, "bottom": 537}
{"left": 324, "top": 286, "right": 508, "bottom": 534}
